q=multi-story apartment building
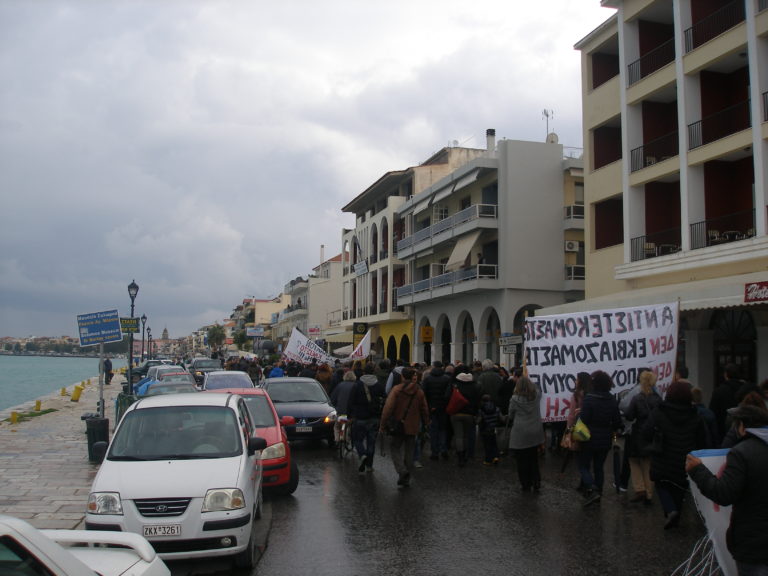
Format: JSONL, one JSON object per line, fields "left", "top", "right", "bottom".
{"left": 307, "top": 251, "right": 347, "bottom": 349}
{"left": 341, "top": 143, "right": 494, "bottom": 362}
{"left": 395, "top": 130, "right": 585, "bottom": 366}
{"left": 553, "top": 0, "right": 768, "bottom": 397}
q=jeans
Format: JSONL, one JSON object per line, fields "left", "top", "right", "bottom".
{"left": 481, "top": 432, "right": 498, "bottom": 462}
{"left": 656, "top": 480, "right": 686, "bottom": 516}
{"left": 352, "top": 418, "right": 379, "bottom": 464}
{"left": 450, "top": 413, "right": 475, "bottom": 453}
{"left": 429, "top": 412, "right": 448, "bottom": 456}
{"left": 576, "top": 447, "right": 610, "bottom": 492}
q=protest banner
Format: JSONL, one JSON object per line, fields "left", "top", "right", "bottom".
{"left": 525, "top": 301, "right": 679, "bottom": 422}
{"left": 283, "top": 327, "right": 336, "bottom": 366}
{"left": 689, "top": 449, "right": 736, "bottom": 576}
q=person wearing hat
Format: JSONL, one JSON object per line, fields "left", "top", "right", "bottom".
{"left": 451, "top": 368, "right": 480, "bottom": 467}
{"left": 686, "top": 404, "right": 768, "bottom": 575}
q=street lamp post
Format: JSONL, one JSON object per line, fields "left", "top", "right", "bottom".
{"left": 126, "top": 280, "right": 139, "bottom": 393}
{"left": 146, "top": 327, "right": 152, "bottom": 360}
{"left": 140, "top": 314, "right": 147, "bottom": 361}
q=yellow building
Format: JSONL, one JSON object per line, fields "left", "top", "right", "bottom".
{"left": 543, "top": 0, "right": 768, "bottom": 398}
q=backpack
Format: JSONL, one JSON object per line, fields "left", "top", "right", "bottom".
{"left": 362, "top": 383, "right": 386, "bottom": 418}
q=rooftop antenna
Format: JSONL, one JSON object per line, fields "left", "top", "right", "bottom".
{"left": 542, "top": 109, "right": 554, "bottom": 139}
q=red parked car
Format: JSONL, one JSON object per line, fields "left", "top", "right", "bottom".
{"left": 206, "top": 387, "right": 299, "bottom": 495}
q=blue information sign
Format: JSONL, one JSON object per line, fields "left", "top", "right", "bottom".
{"left": 77, "top": 309, "right": 123, "bottom": 347}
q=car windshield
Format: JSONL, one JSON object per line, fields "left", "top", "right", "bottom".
{"left": 192, "top": 360, "right": 220, "bottom": 370}
{"left": 109, "top": 405, "right": 241, "bottom": 460}
{"left": 159, "top": 374, "right": 195, "bottom": 383}
{"left": 242, "top": 396, "right": 277, "bottom": 428}
{"left": 205, "top": 373, "right": 252, "bottom": 390}
{"left": 267, "top": 381, "right": 327, "bottom": 403}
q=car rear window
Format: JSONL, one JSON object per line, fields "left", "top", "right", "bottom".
{"left": 242, "top": 396, "right": 277, "bottom": 428}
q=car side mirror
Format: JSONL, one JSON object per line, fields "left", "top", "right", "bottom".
{"left": 280, "top": 416, "right": 296, "bottom": 426}
{"left": 248, "top": 436, "right": 267, "bottom": 455}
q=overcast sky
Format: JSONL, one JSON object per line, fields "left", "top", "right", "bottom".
{"left": 0, "top": 0, "right": 615, "bottom": 339}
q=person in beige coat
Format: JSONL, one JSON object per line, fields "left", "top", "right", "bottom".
{"left": 379, "top": 367, "right": 430, "bottom": 487}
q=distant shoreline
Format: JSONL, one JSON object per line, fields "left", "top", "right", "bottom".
{"left": 0, "top": 352, "right": 124, "bottom": 359}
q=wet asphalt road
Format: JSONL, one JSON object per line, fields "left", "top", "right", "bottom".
{"left": 169, "top": 438, "right": 707, "bottom": 576}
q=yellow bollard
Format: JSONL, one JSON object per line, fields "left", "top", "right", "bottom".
{"left": 35, "top": 400, "right": 41, "bottom": 411}
{"left": 61, "top": 387, "right": 67, "bottom": 396}
{"left": 71, "top": 385, "right": 84, "bottom": 402}
{"left": 11, "top": 412, "right": 18, "bottom": 424}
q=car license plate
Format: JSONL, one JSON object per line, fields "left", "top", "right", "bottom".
{"left": 295, "top": 426, "right": 313, "bottom": 433}
{"left": 143, "top": 524, "right": 181, "bottom": 537}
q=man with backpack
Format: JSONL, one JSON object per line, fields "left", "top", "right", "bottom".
{"left": 349, "top": 362, "right": 386, "bottom": 473}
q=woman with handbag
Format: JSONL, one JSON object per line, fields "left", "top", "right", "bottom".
{"left": 508, "top": 376, "right": 545, "bottom": 492}
{"left": 379, "top": 367, "right": 430, "bottom": 487}
{"left": 577, "top": 371, "right": 624, "bottom": 506}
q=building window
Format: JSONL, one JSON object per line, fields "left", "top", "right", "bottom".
{"left": 575, "top": 182, "right": 584, "bottom": 205}
{"left": 594, "top": 197, "right": 623, "bottom": 249}
{"left": 460, "top": 196, "right": 471, "bottom": 210}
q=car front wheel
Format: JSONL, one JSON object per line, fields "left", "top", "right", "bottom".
{"left": 233, "top": 511, "right": 258, "bottom": 569}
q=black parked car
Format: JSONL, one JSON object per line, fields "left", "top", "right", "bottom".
{"left": 261, "top": 377, "right": 336, "bottom": 446}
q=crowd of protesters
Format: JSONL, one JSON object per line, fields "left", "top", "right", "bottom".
{"left": 210, "top": 352, "right": 768, "bottom": 573}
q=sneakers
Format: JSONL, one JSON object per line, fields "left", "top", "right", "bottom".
{"left": 358, "top": 455, "right": 367, "bottom": 473}
{"left": 492, "top": 457, "right": 500, "bottom": 466}
{"left": 413, "top": 461, "right": 423, "bottom": 469}
{"left": 583, "top": 489, "right": 601, "bottom": 507}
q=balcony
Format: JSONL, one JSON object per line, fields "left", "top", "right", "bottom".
{"left": 564, "top": 204, "right": 585, "bottom": 230}
{"left": 564, "top": 265, "right": 585, "bottom": 292}
{"left": 627, "top": 38, "right": 675, "bottom": 86}
{"left": 630, "top": 227, "right": 682, "bottom": 261}
{"left": 688, "top": 99, "right": 751, "bottom": 150}
{"left": 630, "top": 131, "right": 679, "bottom": 172}
{"left": 396, "top": 204, "right": 498, "bottom": 258}
{"left": 764, "top": 91, "right": 768, "bottom": 122}
{"left": 278, "top": 304, "right": 308, "bottom": 321}
{"left": 684, "top": 0, "right": 745, "bottom": 53}
{"left": 690, "top": 209, "right": 756, "bottom": 250}
{"left": 395, "top": 264, "right": 499, "bottom": 304}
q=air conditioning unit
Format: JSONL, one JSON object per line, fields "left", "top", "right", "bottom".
{"left": 565, "top": 240, "right": 579, "bottom": 252}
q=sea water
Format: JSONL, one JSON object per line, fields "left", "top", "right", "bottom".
{"left": 0, "top": 355, "right": 127, "bottom": 411}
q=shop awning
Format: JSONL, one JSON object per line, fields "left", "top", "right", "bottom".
{"left": 324, "top": 331, "right": 353, "bottom": 343}
{"left": 445, "top": 230, "right": 482, "bottom": 272}
{"left": 536, "top": 271, "right": 768, "bottom": 317}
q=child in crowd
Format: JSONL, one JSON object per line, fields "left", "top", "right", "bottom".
{"left": 478, "top": 394, "right": 501, "bottom": 465}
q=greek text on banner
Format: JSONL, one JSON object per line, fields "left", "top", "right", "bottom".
{"left": 525, "top": 302, "right": 679, "bottom": 422}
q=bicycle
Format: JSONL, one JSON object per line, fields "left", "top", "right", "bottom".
{"left": 336, "top": 416, "right": 354, "bottom": 459}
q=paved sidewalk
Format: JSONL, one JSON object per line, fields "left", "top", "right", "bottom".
{"left": 0, "top": 374, "right": 124, "bottom": 529}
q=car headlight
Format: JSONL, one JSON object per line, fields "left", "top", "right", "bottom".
{"left": 203, "top": 488, "right": 245, "bottom": 512}
{"left": 87, "top": 492, "right": 123, "bottom": 515}
{"left": 260, "top": 442, "right": 286, "bottom": 460}
{"left": 323, "top": 410, "right": 337, "bottom": 424}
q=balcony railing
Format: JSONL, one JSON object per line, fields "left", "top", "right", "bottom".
{"left": 690, "top": 209, "right": 756, "bottom": 249}
{"left": 630, "top": 227, "right": 682, "bottom": 261}
{"left": 627, "top": 38, "right": 675, "bottom": 86}
{"left": 396, "top": 203, "right": 498, "bottom": 253}
{"left": 395, "top": 264, "right": 499, "bottom": 299}
{"left": 684, "top": 0, "right": 745, "bottom": 53}
{"left": 688, "top": 99, "right": 750, "bottom": 150}
{"left": 565, "top": 265, "right": 585, "bottom": 280}
{"left": 630, "top": 131, "right": 679, "bottom": 172}
{"left": 564, "top": 205, "right": 584, "bottom": 219}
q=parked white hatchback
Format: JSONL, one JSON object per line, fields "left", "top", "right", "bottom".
{"left": 86, "top": 393, "right": 266, "bottom": 569}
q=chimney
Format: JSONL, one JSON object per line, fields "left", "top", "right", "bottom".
{"left": 486, "top": 128, "right": 496, "bottom": 156}
{"left": 320, "top": 244, "right": 325, "bottom": 264}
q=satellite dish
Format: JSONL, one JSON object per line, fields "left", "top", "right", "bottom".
{"left": 546, "top": 132, "right": 559, "bottom": 144}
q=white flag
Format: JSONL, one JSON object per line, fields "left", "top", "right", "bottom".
{"left": 349, "top": 330, "right": 371, "bottom": 360}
